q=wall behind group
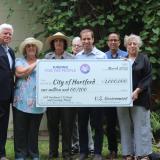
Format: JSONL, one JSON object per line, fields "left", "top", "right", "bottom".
{"left": 0, "top": 0, "right": 47, "bottom": 135}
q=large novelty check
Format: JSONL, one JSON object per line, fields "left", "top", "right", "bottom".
{"left": 36, "top": 59, "right": 132, "bottom": 107}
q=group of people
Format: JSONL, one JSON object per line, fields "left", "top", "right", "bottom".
{"left": 0, "top": 23, "right": 153, "bottom": 160}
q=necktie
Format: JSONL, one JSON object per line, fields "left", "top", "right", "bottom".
{"left": 3, "top": 46, "right": 13, "bottom": 69}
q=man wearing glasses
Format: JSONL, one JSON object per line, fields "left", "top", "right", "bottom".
{"left": 71, "top": 37, "right": 83, "bottom": 55}
{"left": 104, "top": 33, "right": 127, "bottom": 159}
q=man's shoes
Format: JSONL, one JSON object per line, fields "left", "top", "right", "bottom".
{"left": 78, "top": 154, "right": 88, "bottom": 160}
{"left": 89, "top": 149, "right": 94, "bottom": 156}
{"left": 0, "top": 157, "right": 9, "bottom": 160}
{"left": 71, "top": 147, "right": 79, "bottom": 155}
{"left": 63, "top": 156, "right": 72, "bottom": 160}
{"left": 93, "top": 154, "right": 103, "bottom": 160}
{"left": 108, "top": 151, "right": 118, "bottom": 160}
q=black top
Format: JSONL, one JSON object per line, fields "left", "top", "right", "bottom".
{"left": 130, "top": 53, "right": 152, "bottom": 109}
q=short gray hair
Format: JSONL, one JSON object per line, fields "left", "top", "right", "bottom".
{"left": 72, "top": 36, "right": 81, "bottom": 43}
{"left": 124, "top": 34, "right": 142, "bottom": 48}
{"left": 0, "top": 23, "right": 14, "bottom": 34}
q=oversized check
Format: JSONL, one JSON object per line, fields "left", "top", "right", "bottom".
{"left": 36, "top": 59, "right": 133, "bottom": 107}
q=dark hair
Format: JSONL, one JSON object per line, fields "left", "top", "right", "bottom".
{"left": 80, "top": 29, "right": 94, "bottom": 39}
{"left": 50, "top": 39, "right": 68, "bottom": 51}
{"left": 107, "top": 32, "right": 120, "bottom": 41}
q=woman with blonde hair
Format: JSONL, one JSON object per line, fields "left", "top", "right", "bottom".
{"left": 13, "top": 37, "right": 46, "bottom": 160}
{"left": 117, "top": 34, "right": 153, "bottom": 160}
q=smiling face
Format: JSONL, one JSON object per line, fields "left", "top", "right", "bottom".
{"left": 0, "top": 28, "right": 13, "bottom": 45}
{"left": 81, "top": 31, "right": 94, "bottom": 52}
{"left": 127, "top": 39, "right": 139, "bottom": 57}
{"left": 72, "top": 39, "right": 83, "bottom": 55}
{"left": 107, "top": 33, "right": 120, "bottom": 53}
{"left": 25, "top": 44, "right": 37, "bottom": 58}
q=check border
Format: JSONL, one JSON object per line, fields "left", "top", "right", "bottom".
{"left": 36, "top": 59, "right": 133, "bottom": 107}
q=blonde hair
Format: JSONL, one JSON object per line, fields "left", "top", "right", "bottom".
{"left": 124, "top": 34, "right": 142, "bottom": 48}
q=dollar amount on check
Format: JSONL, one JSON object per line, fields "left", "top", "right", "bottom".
{"left": 36, "top": 59, "right": 133, "bottom": 107}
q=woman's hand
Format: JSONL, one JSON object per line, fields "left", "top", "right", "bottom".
{"left": 16, "top": 61, "right": 37, "bottom": 77}
{"left": 132, "top": 88, "right": 141, "bottom": 101}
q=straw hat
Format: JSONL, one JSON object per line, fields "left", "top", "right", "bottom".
{"left": 19, "top": 37, "right": 43, "bottom": 54}
{"left": 46, "top": 32, "right": 70, "bottom": 47}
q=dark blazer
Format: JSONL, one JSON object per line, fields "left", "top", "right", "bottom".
{"left": 131, "top": 53, "right": 152, "bottom": 109}
{"left": 0, "top": 45, "right": 15, "bottom": 102}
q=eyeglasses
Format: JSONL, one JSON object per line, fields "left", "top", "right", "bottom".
{"left": 108, "top": 39, "right": 119, "bottom": 42}
{"left": 72, "top": 44, "right": 83, "bottom": 48}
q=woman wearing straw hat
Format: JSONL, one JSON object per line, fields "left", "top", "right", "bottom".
{"left": 13, "top": 37, "right": 46, "bottom": 160}
{"left": 45, "top": 32, "right": 75, "bottom": 160}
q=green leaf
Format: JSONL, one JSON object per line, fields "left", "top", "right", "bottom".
{"left": 54, "top": 9, "right": 61, "bottom": 13}
{"left": 150, "top": 56, "right": 157, "bottom": 63}
{"left": 132, "top": 2, "right": 138, "bottom": 8}
{"left": 145, "top": 47, "right": 154, "bottom": 53}
{"left": 150, "top": 36, "right": 159, "bottom": 44}
{"left": 152, "top": 28, "right": 160, "bottom": 35}
{"left": 98, "top": 19, "right": 105, "bottom": 25}
{"left": 67, "top": 11, "right": 72, "bottom": 17}
{"left": 60, "top": 2, "right": 68, "bottom": 7}
{"left": 113, "top": 0, "right": 119, "bottom": 5}
{"left": 157, "top": 11, "right": 160, "bottom": 16}
{"left": 108, "top": 27, "right": 116, "bottom": 33}
{"left": 90, "top": 21, "right": 97, "bottom": 27}
{"left": 119, "top": 5, "right": 126, "bottom": 10}
{"left": 117, "top": 24, "right": 125, "bottom": 30}
{"left": 107, "top": 14, "right": 114, "bottom": 22}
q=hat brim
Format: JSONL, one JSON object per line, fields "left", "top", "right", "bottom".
{"left": 46, "top": 35, "right": 71, "bottom": 47}
{"left": 19, "top": 39, "right": 43, "bottom": 54}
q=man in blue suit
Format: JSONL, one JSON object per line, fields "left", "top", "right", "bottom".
{"left": 0, "top": 23, "right": 15, "bottom": 160}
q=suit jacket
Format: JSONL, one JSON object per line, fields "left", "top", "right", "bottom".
{"left": 0, "top": 44, "right": 15, "bottom": 102}
{"left": 131, "top": 53, "right": 152, "bottom": 109}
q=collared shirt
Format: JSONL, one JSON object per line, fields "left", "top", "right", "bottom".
{"left": 45, "top": 51, "right": 75, "bottom": 59}
{"left": 2, "top": 45, "right": 13, "bottom": 69}
{"left": 76, "top": 47, "right": 106, "bottom": 59}
{"left": 105, "top": 49, "right": 127, "bottom": 59}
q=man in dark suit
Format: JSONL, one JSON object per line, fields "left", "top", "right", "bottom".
{"left": 0, "top": 23, "right": 15, "bottom": 160}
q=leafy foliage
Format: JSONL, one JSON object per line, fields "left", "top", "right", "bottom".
{"left": 13, "top": 0, "right": 160, "bottom": 76}
{"left": 15, "top": 0, "right": 160, "bottom": 92}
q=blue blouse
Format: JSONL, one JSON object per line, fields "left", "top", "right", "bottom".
{"left": 13, "top": 58, "right": 46, "bottom": 114}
